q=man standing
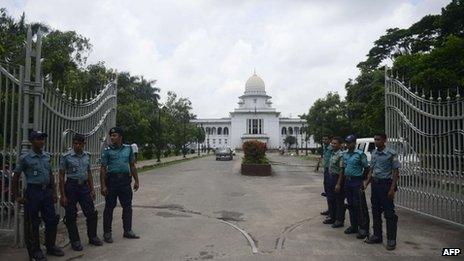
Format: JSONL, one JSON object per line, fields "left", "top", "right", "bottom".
{"left": 12, "top": 130, "right": 65, "bottom": 261}
{"left": 323, "top": 137, "right": 345, "bottom": 228}
{"left": 59, "top": 134, "right": 103, "bottom": 251}
{"left": 320, "top": 136, "right": 332, "bottom": 215}
{"left": 341, "top": 135, "right": 369, "bottom": 239}
{"left": 100, "top": 127, "right": 140, "bottom": 243}
{"left": 131, "top": 143, "right": 139, "bottom": 163}
{"left": 364, "top": 133, "right": 400, "bottom": 250}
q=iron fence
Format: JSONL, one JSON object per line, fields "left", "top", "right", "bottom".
{"left": 0, "top": 26, "right": 117, "bottom": 245}
{"left": 385, "top": 68, "right": 464, "bottom": 226}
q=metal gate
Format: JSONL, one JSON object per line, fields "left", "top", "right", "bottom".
{"left": 0, "top": 26, "right": 117, "bottom": 245}
{"left": 385, "top": 68, "right": 464, "bottom": 226}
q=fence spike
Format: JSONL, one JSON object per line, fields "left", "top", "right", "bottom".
{"left": 447, "top": 89, "right": 451, "bottom": 101}
{"left": 429, "top": 90, "right": 434, "bottom": 101}
{"left": 414, "top": 86, "right": 419, "bottom": 96}
{"left": 457, "top": 86, "right": 461, "bottom": 98}
{"left": 421, "top": 90, "right": 426, "bottom": 99}
{"left": 437, "top": 90, "right": 442, "bottom": 102}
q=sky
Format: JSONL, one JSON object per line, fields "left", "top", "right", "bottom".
{"left": 3, "top": 0, "right": 450, "bottom": 118}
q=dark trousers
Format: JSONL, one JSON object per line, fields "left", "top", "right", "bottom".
{"left": 64, "top": 179, "right": 98, "bottom": 242}
{"left": 24, "top": 184, "right": 59, "bottom": 255}
{"left": 103, "top": 174, "right": 133, "bottom": 233}
{"left": 323, "top": 167, "right": 329, "bottom": 209}
{"left": 371, "top": 178, "right": 398, "bottom": 240}
{"left": 326, "top": 174, "right": 345, "bottom": 222}
{"left": 345, "top": 177, "right": 369, "bottom": 233}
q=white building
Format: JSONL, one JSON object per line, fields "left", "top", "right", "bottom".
{"left": 191, "top": 72, "right": 317, "bottom": 150}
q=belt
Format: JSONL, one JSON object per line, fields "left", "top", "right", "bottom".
{"left": 372, "top": 177, "right": 392, "bottom": 183}
{"left": 109, "top": 172, "right": 130, "bottom": 179}
{"left": 27, "top": 183, "right": 51, "bottom": 190}
{"left": 67, "top": 178, "right": 88, "bottom": 186}
{"left": 345, "top": 176, "right": 364, "bottom": 181}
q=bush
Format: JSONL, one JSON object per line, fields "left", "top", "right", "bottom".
{"left": 242, "top": 140, "right": 269, "bottom": 164}
{"left": 163, "top": 148, "right": 171, "bottom": 158}
{"left": 141, "top": 145, "right": 155, "bottom": 159}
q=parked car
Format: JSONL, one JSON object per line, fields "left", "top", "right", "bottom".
{"left": 216, "top": 147, "right": 233, "bottom": 160}
{"left": 356, "top": 138, "right": 420, "bottom": 173}
{"left": 356, "top": 138, "right": 376, "bottom": 163}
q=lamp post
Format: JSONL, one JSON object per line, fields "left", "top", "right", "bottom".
{"left": 156, "top": 104, "right": 163, "bottom": 162}
{"left": 197, "top": 123, "right": 203, "bottom": 156}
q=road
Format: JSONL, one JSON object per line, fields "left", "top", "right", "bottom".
{"left": 1, "top": 153, "right": 463, "bottom": 260}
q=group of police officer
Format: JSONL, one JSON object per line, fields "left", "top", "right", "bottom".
{"left": 12, "top": 127, "right": 140, "bottom": 261}
{"left": 320, "top": 133, "right": 400, "bottom": 251}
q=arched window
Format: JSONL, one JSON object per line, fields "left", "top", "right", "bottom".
{"left": 223, "top": 127, "right": 229, "bottom": 135}
{"left": 211, "top": 127, "right": 216, "bottom": 135}
{"left": 294, "top": 127, "right": 300, "bottom": 135}
{"left": 288, "top": 127, "right": 293, "bottom": 135}
{"left": 205, "top": 127, "right": 211, "bottom": 135}
{"left": 281, "top": 127, "right": 287, "bottom": 135}
{"left": 217, "top": 127, "right": 222, "bottom": 135}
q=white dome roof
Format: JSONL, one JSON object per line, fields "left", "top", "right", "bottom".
{"left": 245, "top": 73, "right": 266, "bottom": 95}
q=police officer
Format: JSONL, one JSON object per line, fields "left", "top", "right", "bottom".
{"left": 341, "top": 135, "right": 369, "bottom": 239}
{"left": 100, "top": 127, "right": 140, "bottom": 243}
{"left": 59, "top": 134, "right": 103, "bottom": 251}
{"left": 323, "top": 137, "right": 345, "bottom": 228}
{"left": 12, "top": 130, "right": 65, "bottom": 261}
{"left": 364, "top": 133, "right": 400, "bottom": 250}
{"left": 320, "top": 136, "right": 332, "bottom": 216}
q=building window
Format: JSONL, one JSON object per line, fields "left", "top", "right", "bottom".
{"left": 223, "top": 127, "right": 229, "bottom": 135}
{"left": 247, "top": 119, "right": 263, "bottom": 134}
{"left": 218, "top": 127, "right": 222, "bottom": 135}
{"left": 281, "top": 127, "right": 287, "bottom": 135}
{"left": 211, "top": 127, "right": 216, "bottom": 135}
{"left": 219, "top": 139, "right": 222, "bottom": 144}
{"left": 295, "top": 127, "right": 299, "bottom": 135}
{"left": 288, "top": 127, "right": 293, "bottom": 135}
{"left": 225, "top": 139, "right": 228, "bottom": 144}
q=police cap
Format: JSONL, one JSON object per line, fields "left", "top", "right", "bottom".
{"left": 29, "top": 130, "right": 48, "bottom": 141}
{"left": 109, "top": 127, "right": 123, "bottom": 136}
{"left": 72, "top": 133, "right": 86, "bottom": 142}
{"left": 345, "top": 134, "right": 357, "bottom": 143}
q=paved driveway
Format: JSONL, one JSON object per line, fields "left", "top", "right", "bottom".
{"left": 1, "top": 153, "right": 463, "bottom": 260}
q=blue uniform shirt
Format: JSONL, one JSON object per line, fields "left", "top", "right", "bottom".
{"left": 371, "top": 147, "right": 401, "bottom": 179}
{"left": 343, "top": 149, "right": 368, "bottom": 177}
{"left": 14, "top": 150, "right": 52, "bottom": 184}
{"left": 101, "top": 144, "right": 134, "bottom": 174}
{"left": 322, "top": 144, "right": 332, "bottom": 168}
{"left": 59, "top": 149, "right": 91, "bottom": 180}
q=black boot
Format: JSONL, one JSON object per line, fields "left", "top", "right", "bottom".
{"left": 122, "top": 206, "right": 133, "bottom": 233}
{"left": 30, "top": 250, "right": 47, "bottom": 261}
{"left": 64, "top": 215, "right": 81, "bottom": 251}
{"left": 45, "top": 225, "right": 65, "bottom": 257}
{"left": 87, "top": 211, "right": 103, "bottom": 246}
{"left": 365, "top": 235, "right": 383, "bottom": 244}
{"left": 26, "top": 218, "right": 42, "bottom": 260}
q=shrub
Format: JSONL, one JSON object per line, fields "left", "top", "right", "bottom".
{"left": 141, "top": 145, "right": 155, "bottom": 159}
{"left": 242, "top": 140, "right": 269, "bottom": 164}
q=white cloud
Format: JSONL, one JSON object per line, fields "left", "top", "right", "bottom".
{"left": 4, "top": 0, "right": 450, "bottom": 118}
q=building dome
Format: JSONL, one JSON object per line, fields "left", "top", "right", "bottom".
{"left": 245, "top": 72, "right": 266, "bottom": 95}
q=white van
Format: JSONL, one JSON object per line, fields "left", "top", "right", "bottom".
{"left": 356, "top": 137, "right": 420, "bottom": 172}
{"left": 355, "top": 138, "right": 376, "bottom": 163}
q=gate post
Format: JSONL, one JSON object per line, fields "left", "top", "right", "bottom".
{"left": 15, "top": 26, "right": 44, "bottom": 247}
